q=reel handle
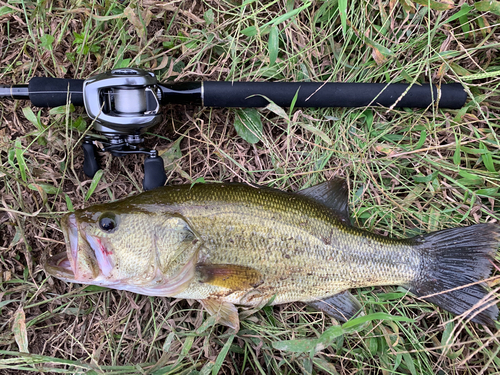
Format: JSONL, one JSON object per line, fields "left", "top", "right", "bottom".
{"left": 83, "top": 139, "right": 167, "bottom": 191}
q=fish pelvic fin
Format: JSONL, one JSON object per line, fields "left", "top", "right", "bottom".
{"left": 200, "top": 298, "right": 240, "bottom": 331}
{"left": 411, "top": 223, "right": 500, "bottom": 327}
{"left": 307, "top": 291, "right": 364, "bottom": 322}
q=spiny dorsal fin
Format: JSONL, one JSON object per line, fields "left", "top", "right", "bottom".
{"left": 200, "top": 298, "right": 240, "bottom": 331}
{"left": 297, "top": 178, "right": 351, "bottom": 226}
{"left": 197, "top": 264, "right": 264, "bottom": 290}
{"left": 307, "top": 291, "right": 364, "bottom": 322}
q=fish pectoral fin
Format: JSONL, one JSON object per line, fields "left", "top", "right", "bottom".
{"left": 200, "top": 298, "right": 240, "bottom": 331}
{"left": 307, "top": 291, "right": 364, "bottom": 322}
{"left": 297, "top": 178, "right": 351, "bottom": 226}
{"left": 197, "top": 264, "right": 264, "bottom": 291}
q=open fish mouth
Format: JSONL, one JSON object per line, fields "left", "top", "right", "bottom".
{"left": 45, "top": 214, "right": 79, "bottom": 280}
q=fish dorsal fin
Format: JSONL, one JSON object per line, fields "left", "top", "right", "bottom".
{"left": 297, "top": 178, "right": 351, "bottom": 226}
{"left": 197, "top": 264, "right": 264, "bottom": 291}
{"left": 200, "top": 298, "right": 240, "bottom": 331}
{"left": 307, "top": 291, "right": 364, "bottom": 322}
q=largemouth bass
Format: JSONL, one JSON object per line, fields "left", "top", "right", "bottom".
{"left": 45, "top": 179, "right": 500, "bottom": 329}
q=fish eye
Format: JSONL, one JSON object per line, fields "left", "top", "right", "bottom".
{"left": 98, "top": 213, "right": 117, "bottom": 232}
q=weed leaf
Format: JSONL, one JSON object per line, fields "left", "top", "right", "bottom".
{"left": 442, "top": 4, "right": 473, "bottom": 24}
{"left": 339, "top": 0, "right": 347, "bottom": 35}
{"left": 234, "top": 108, "right": 263, "bottom": 144}
{"left": 22, "top": 107, "right": 43, "bottom": 131}
{"left": 85, "top": 169, "right": 103, "bottom": 201}
{"left": 343, "top": 312, "right": 414, "bottom": 329}
{"left": 13, "top": 306, "right": 28, "bottom": 353}
{"left": 265, "top": 102, "right": 288, "bottom": 120}
{"left": 268, "top": 26, "right": 279, "bottom": 66}
{"left": 300, "top": 123, "right": 333, "bottom": 145}
{"left": 479, "top": 143, "right": 496, "bottom": 172}
{"left": 475, "top": 1, "right": 500, "bottom": 15}
{"left": 28, "top": 183, "right": 59, "bottom": 195}
{"left": 212, "top": 335, "right": 235, "bottom": 375}
{"left": 272, "top": 338, "right": 320, "bottom": 353}
{"left": 14, "top": 139, "right": 27, "bottom": 182}
{"left": 0, "top": 6, "right": 16, "bottom": 16}
{"left": 49, "top": 104, "right": 75, "bottom": 115}
{"left": 411, "top": 0, "right": 454, "bottom": 11}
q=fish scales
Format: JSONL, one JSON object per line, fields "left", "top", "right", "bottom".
{"left": 46, "top": 180, "right": 500, "bottom": 328}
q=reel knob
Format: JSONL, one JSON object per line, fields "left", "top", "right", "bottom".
{"left": 82, "top": 141, "right": 100, "bottom": 178}
{"left": 143, "top": 154, "right": 167, "bottom": 191}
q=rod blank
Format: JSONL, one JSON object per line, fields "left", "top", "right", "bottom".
{"left": 0, "top": 84, "right": 29, "bottom": 99}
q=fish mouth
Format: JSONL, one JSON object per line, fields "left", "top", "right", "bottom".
{"left": 45, "top": 252, "right": 74, "bottom": 278}
{"left": 45, "top": 214, "right": 79, "bottom": 280}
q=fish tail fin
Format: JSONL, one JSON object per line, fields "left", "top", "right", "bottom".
{"left": 410, "top": 223, "right": 500, "bottom": 326}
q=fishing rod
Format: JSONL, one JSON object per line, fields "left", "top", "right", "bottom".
{"left": 0, "top": 68, "right": 467, "bottom": 190}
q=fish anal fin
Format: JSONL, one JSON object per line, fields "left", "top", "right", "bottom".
{"left": 197, "top": 264, "right": 263, "bottom": 290}
{"left": 200, "top": 298, "right": 240, "bottom": 331}
{"left": 297, "top": 178, "right": 351, "bottom": 226}
{"left": 307, "top": 291, "right": 364, "bottom": 322}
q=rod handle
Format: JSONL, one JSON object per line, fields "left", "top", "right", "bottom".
{"left": 203, "top": 82, "right": 467, "bottom": 109}
{"left": 28, "top": 77, "right": 85, "bottom": 107}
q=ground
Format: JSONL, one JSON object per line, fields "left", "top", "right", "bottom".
{"left": 0, "top": 1, "right": 500, "bottom": 374}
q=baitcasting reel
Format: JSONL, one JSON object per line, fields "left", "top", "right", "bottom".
{"left": 81, "top": 68, "right": 165, "bottom": 191}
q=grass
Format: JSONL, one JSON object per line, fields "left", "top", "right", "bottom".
{"left": 1, "top": 0, "right": 500, "bottom": 374}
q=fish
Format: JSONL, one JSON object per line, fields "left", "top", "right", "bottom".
{"left": 45, "top": 179, "right": 500, "bottom": 330}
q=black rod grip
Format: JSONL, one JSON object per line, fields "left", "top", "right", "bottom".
{"left": 203, "top": 82, "right": 466, "bottom": 109}
{"left": 28, "top": 77, "right": 85, "bottom": 107}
